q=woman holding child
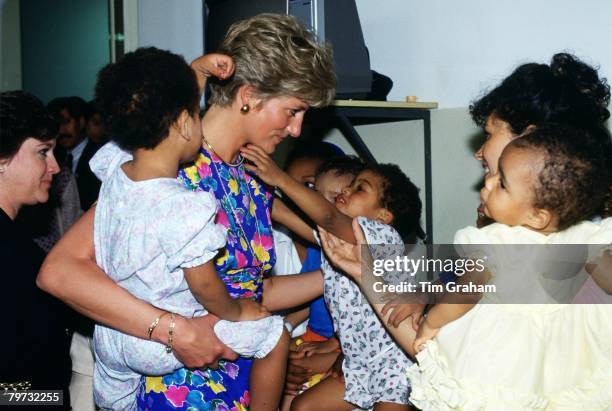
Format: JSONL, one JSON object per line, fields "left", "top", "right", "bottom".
{"left": 38, "top": 13, "right": 335, "bottom": 410}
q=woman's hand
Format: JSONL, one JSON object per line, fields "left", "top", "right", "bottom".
{"left": 190, "top": 53, "right": 235, "bottom": 91}
{"left": 240, "top": 144, "right": 286, "bottom": 187}
{"left": 172, "top": 315, "right": 239, "bottom": 369}
{"left": 413, "top": 317, "right": 440, "bottom": 354}
{"left": 318, "top": 218, "right": 368, "bottom": 283}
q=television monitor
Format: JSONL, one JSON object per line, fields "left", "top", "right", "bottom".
{"left": 204, "top": 0, "right": 372, "bottom": 99}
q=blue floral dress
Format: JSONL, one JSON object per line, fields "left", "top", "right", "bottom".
{"left": 137, "top": 147, "right": 276, "bottom": 411}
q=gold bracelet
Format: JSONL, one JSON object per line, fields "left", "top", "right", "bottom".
{"left": 166, "top": 313, "right": 176, "bottom": 354}
{"left": 147, "top": 312, "right": 169, "bottom": 340}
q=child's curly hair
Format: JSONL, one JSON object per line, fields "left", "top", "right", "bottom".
{"left": 315, "top": 155, "right": 365, "bottom": 180}
{"left": 510, "top": 124, "right": 611, "bottom": 230}
{"left": 366, "top": 163, "right": 423, "bottom": 242}
{"left": 95, "top": 47, "right": 199, "bottom": 152}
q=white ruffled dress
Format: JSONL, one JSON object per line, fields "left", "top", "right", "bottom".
{"left": 407, "top": 219, "right": 612, "bottom": 411}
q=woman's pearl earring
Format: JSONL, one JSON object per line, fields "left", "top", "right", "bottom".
{"left": 240, "top": 104, "right": 250, "bottom": 114}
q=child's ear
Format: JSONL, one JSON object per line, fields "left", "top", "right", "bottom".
{"left": 376, "top": 208, "right": 394, "bottom": 226}
{"left": 174, "top": 110, "right": 193, "bottom": 141}
{"left": 525, "top": 207, "right": 554, "bottom": 231}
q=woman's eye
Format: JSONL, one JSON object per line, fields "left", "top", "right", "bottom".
{"left": 39, "top": 149, "right": 49, "bottom": 157}
{"left": 305, "top": 182, "right": 315, "bottom": 190}
{"left": 289, "top": 109, "right": 299, "bottom": 117}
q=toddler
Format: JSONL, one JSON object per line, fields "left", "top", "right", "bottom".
{"left": 282, "top": 156, "right": 365, "bottom": 410}
{"left": 242, "top": 144, "right": 422, "bottom": 411}
{"left": 90, "top": 48, "right": 287, "bottom": 410}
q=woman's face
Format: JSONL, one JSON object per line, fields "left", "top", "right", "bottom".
{"left": 247, "top": 96, "right": 309, "bottom": 154}
{"left": 474, "top": 115, "right": 517, "bottom": 177}
{"left": 1, "top": 138, "right": 60, "bottom": 209}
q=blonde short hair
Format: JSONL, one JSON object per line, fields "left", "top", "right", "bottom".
{"left": 208, "top": 13, "right": 336, "bottom": 108}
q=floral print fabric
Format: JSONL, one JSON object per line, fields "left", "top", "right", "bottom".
{"left": 138, "top": 147, "right": 276, "bottom": 410}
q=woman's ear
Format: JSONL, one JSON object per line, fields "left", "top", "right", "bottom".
{"left": 0, "top": 157, "right": 10, "bottom": 173}
{"left": 237, "top": 84, "right": 262, "bottom": 111}
{"left": 376, "top": 208, "right": 394, "bottom": 226}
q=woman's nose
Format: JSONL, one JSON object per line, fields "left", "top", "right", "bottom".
{"left": 475, "top": 143, "right": 484, "bottom": 161}
{"left": 287, "top": 114, "right": 304, "bottom": 138}
{"left": 47, "top": 152, "right": 60, "bottom": 175}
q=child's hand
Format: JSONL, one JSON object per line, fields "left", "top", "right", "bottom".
{"left": 241, "top": 144, "right": 286, "bottom": 187}
{"left": 381, "top": 295, "right": 425, "bottom": 330}
{"left": 191, "top": 53, "right": 234, "bottom": 89}
{"left": 413, "top": 317, "right": 440, "bottom": 354}
{"left": 296, "top": 338, "right": 340, "bottom": 356}
{"left": 329, "top": 352, "right": 344, "bottom": 382}
{"left": 236, "top": 299, "right": 269, "bottom": 321}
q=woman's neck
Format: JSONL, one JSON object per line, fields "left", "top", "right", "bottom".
{"left": 201, "top": 105, "right": 246, "bottom": 163}
{"left": 0, "top": 199, "right": 18, "bottom": 220}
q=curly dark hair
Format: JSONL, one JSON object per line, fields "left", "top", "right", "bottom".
{"left": 510, "top": 124, "right": 611, "bottom": 230}
{"left": 366, "top": 163, "right": 423, "bottom": 242}
{"left": 94, "top": 47, "right": 199, "bottom": 152}
{"left": 315, "top": 155, "right": 365, "bottom": 180}
{"left": 0, "top": 91, "right": 58, "bottom": 159}
{"left": 470, "top": 53, "right": 610, "bottom": 134}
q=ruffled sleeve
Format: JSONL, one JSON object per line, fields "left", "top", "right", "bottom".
{"left": 154, "top": 190, "right": 227, "bottom": 272}
{"left": 89, "top": 142, "right": 132, "bottom": 182}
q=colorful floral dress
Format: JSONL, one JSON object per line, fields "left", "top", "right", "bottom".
{"left": 137, "top": 147, "right": 276, "bottom": 411}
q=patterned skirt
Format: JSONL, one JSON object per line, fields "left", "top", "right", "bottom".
{"left": 137, "top": 357, "right": 252, "bottom": 410}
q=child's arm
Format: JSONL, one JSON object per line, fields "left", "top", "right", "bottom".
{"left": 242, "top": 145, "right": 356, "bottom": 243}
{"left": 184, "top": 262, "right": 269, "bottom": 321}
{"left": 285, "top": 307, "right": 310, "bottom": 332}
{"left": 261, "top": 270, "right": 323, "bottom": 312}
{"left": 272, "top": 198, "right": 316, "bottom": 244}
{"left": 190, "top": 54, "right": 234, "bottom": 96}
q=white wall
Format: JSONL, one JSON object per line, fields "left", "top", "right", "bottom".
{"left": 356, "top": 0, "right": 612, "bottom": 108}
{"left": 137, "top": 0, "right": 203, "bottom": 62}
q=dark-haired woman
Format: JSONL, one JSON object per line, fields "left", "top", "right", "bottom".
{"left": 471, "top": 52, "right": 611, "bottom": 225}
{"left": 470, "top": 52, "right": 612, "bottom": 303}
{"left": 0, "top": 91, "right": 71, "bottom": 408}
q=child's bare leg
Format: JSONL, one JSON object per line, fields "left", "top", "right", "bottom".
{"left": 250, "top": 329, "right": 290, "bottom": 411}
{"left": 290, "top": 377, "right": 354, "bottom": 411}
{"left": 373, "top": 401, "right": 413, "bottom": 411}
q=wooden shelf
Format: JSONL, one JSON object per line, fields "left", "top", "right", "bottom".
{"left": 333, "top": 100, "right": 438, "bottom": 109}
